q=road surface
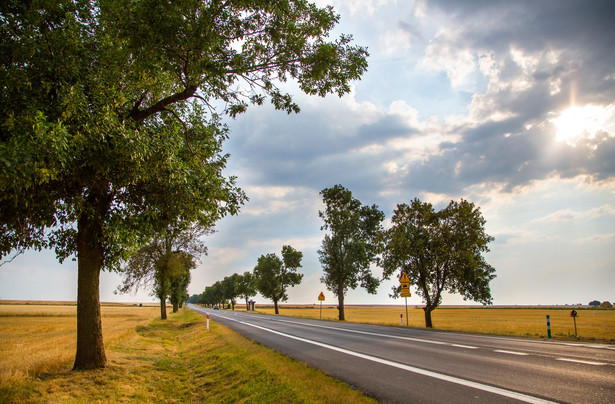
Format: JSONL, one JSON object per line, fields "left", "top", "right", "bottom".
{"left": 188, "top": 305, "right": 615, "bottom": 403}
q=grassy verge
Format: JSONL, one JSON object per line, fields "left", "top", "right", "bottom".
{"left": 252, "top": 305, "right": 615, "bottom": 343}
{"left": 0, "top": 305, "right": 375, "bottom": 403}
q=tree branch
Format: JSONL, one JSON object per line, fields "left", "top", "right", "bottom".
{"left": 127, "top": 85, "right": 198, "bottom": 123}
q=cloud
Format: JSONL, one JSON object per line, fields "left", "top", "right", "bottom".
{"left": 533, "top": 204, "right": 615, "bottom": 223}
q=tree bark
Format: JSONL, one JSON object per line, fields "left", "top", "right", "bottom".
{"left": 172, "top": 302, "right": 179, "bottom": 313}
{"left": 274, "top": 299, "right": 279, "bottom": 314}
{"left": 424, "top": 307, "right": 434, "bottom": 328}
{"left": 73, "top": 186, "right": 110, "bottom": 370}
{"left": 160, "top": 297, "right": 167, "bottom": 320}
{"left": 337, "top": 288, "right": 345, "bottom": 321}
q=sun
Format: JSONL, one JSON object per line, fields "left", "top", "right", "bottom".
{"left": 550, "top": 104, "right": 612, "bottom": 145}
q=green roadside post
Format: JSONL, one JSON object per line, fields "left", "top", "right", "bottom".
{"left": 546, "top": 315, "right": 551, "bottom": 339}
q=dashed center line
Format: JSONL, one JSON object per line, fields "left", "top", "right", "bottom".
{"left": 270, "top": 317, "right": 482, "bottom": 350}
{"left": 556, "top": 358, "right": 607, "bottom": 366}
{"left": 494, "top": 350, "right": 530, "bottom": 356}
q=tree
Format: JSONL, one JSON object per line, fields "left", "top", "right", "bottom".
{"left": 237, "top": 271, "right": 257, "bottom": 309}
{"left": 318, "top": 185, "right": 384, "bottom": 321}
{"left": 589, "top": 300, "right": 601, "bottom": 307}
{"left": 221, "top": 273, "right": 242, "bottom": 310}
{"left": 1, "top": 1, "right": 367, "bottom": 369}
{"left": 254, "top": 245, "right": 303, "bottom": 314}
{"left": 381, "top": 199, "right": 496, "bottom": 328}
{"left": 187, "top": 294, "right": 201, "bottom": 304}
{"left": 116, "top": 226, "right": 206, "bottom": 320}
{"left": 169, "top": 252, "right": 194, "bottom": 312}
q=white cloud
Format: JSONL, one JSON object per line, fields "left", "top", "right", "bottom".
{"left": 324, "top": 0, "right": 398, "bottom": 16}
{"left": 419, "top": 28, "right": 477, "bottom": 88}
{"left": 533, "top": 204, "right": 615, "bottom": 223}
{"left": 381, "top": 29, "right": 413, "bottom": 56}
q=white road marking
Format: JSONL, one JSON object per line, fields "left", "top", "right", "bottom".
{"left": 211, "top": 312, "right": 555, "bottom": 404}
{"left": 451, "top": 343, "right": 480, "bottom": 349}
{"left": 270, "top": 317, "right": 481, "bottom": 350}
{"left": 494, "top": 350, "right": 530, "bottom": 356}
{"left": 555, "top": 358, "right": 607, "bottom": 366}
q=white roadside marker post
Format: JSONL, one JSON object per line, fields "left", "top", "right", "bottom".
{"left": 207, "top": 314, "right": 210, "bottom": 331}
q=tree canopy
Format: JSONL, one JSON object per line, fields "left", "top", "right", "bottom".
{"left": 254, "top": 245, "right": 303, "bottom": 314}
{"left": 116, "top": 226, "right": 204, "bottom": 319}
{"left": 0, "top": 0, "right": 367, "bottom": 369}
{"left": 318, "top": 185, "right": 384, "bottom": 321}
{"left": 381, "top": 199, "right": 496, "bottom": 328}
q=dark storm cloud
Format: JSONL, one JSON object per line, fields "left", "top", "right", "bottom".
{"left": 227, "top": 105, "right": 417, "bottom": 192}
{"left": 378, "top": 0, "right": 615, "bottom": 194}
{"left": 426, "top": 0, "right": 615, "bottom": 97}
{"left": 223, "top": 0, "right": 615, "bottom": 201}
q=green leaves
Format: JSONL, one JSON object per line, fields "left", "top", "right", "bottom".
{"left": 254, "top": 245, "right": 304, "bottom": 304}
{"left": 381, "top": 199, "right": 496, "bottom": 311}
{"left": 318, "top": 185, "right": 384, "bottom": 297}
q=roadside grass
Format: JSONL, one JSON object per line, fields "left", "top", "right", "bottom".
{"left": 252, "top": 305, "right": 615, "bottom": 343}
{"left": 0, "top": 304, "right": 375, "bottom": 403}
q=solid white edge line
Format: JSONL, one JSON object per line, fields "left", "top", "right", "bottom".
{"left": 555, "top": 358, "right": 607, "bottom": 366}
{"left": 211, "top": 311, "right": 555, "bottom": 404}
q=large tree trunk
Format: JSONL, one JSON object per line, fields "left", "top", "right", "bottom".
{"left": 337, "top": 288, "right": 345, "bottom": 321}
{"left": 172, "top": 302, "right": 179, "bottom": 313}
{"left": 423, "top": 307, "right": 434, "bottom": 328}
{"left": 274, "top": 299, "right": 279, "bottom": 314}
{"left": 73, "top": 186, "right": 110, "bottom": 370}
{"left": 160, "top": 297, "right": 167, "bottom": 320}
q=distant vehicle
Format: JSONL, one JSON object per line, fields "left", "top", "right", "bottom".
{"left": 213, "top": 305, "right": 219, "bottom": 310}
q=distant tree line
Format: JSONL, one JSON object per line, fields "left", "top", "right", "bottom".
{"left": 589, "top": 300, "right": 613, "bottom": 308}
{"left": 195, "top": 245, "right": 303, "bottom": 314}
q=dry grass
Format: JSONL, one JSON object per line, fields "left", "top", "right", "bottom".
{"left": 0, "top": 303, "right": 158, "bottom": 382}
{"left": 0, "top": 303, "right": 375, "bottom": 403}
{"left": 251, "top": 305, "right": 615, "bottom": 343}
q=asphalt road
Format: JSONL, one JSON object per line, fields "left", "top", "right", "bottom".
{"left": 188, "top": 305, "right": 615, "bottom": 403}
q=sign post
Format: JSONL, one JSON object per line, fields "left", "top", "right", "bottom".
{"left": 546, "top": 315, "right": 551, "bottom": 339}
{"left": 400, "top": 272, "right": 411, "bottom": 327}
{"left": 318, "top": 292, "right": 325, "bottom": 319}
{"left": 570, "top": 310, "right": 578, "bottom": 337}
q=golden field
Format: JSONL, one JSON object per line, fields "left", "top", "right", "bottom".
{"left": 0, "top": 302, "right": 159, "bottom": 381}
{"left": 251, "top": 305, "right": 615, "bottom": 343}
{"left": 0, "top": 302, "right": 374, "bottom": 403}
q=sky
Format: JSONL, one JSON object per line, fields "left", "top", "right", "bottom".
{"left": 1, "top": 0, "right": 614, "bottom": 306}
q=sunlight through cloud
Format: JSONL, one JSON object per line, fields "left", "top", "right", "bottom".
{"left": 550, "top": 104, "right": 615, "bottom": 146}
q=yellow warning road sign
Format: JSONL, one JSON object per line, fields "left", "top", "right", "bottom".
{"left": 318, "top": 292, "right": 325, "bottom": 301}
{"left": 400, "top": 272, "right": 411, "bottom": 297}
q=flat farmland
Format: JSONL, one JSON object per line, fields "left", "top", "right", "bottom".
{"left": 249, "top": 305, "right": 615, "bottom": 343}
{"left": 0, "top": 302, "right": 374, "bottom": 403}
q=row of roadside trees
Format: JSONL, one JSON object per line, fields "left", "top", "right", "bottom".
{"left": 201, "top": 184, "right": 496, "bottom": 329}
{"left": 193, "top": 245, "right": 304, "bottom": 314}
